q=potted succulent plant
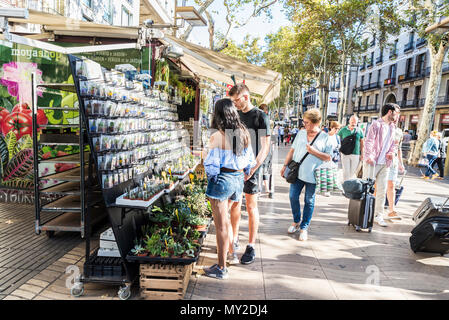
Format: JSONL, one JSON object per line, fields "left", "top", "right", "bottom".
{"left": 131, "top": 242, "right": 147, "bottom": 256}
{"left": 190, "top": 215, "right": 209, "bottom": 231}
{"left": 144, "top": 233, "right": 161, "bottom": 258}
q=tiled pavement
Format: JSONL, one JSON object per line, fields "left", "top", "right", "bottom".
{"left": 1, "top": 145, "right": 449, "bottom": 300}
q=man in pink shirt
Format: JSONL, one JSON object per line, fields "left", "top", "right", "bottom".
{"left": 362, "top": 103, "right": 400, "bottom": 227}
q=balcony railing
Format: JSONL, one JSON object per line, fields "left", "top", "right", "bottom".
{"left": 376, "top": 55, "right": 383, "bottom": 65}
{"left": 437, "top": 96, "right": 449, "bottom": 105}
{"left": 384, "top": 77, "right": 396, "bottom": 86}
{"left": 370, "top": 39, "right": 376, "bottom": 47}
{"left": 398, "top": 99, "right": 425, "bottom": 109}
{"left": 358, "top": 82, "right": 381, "bottom": 92}
{"left": 404, "top": 42, "right": 414, "bottom": 53}
{"left": 366, "top": 104, "right": 378, "bottom": 111}
{"left": 367, "top": 60, "right": 374, "bottom": 68}
{"left": 353, "top": 106, "right": 359, "bottom": 112}
{"left": 359, "top": 105, "right": 367, "bottom": 111}
{"left": 389, "top": 49, "right": 398, "bottom": 59}
{"left": 416, "top": 38, "right": 427, "bottom": 48}
{"left": 398, "top": 69, "right": 427, "bottom": 83}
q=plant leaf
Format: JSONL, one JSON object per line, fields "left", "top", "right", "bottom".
{"left": 0, "top": 135, "right": 9, "bottom": 171}
{"left": 3, "top": 148, "right": 34, "bottom": 181}
{"left": 1, "top": 178, "right": 33, "bottom": 189}
{"left": 5, "top": 132, "right": 17, "bottom": 160}
{"left": 15, "top": 134, "right": 33, "bottom": 154}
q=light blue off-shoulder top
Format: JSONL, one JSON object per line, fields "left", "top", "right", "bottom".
{"left": 204, "top": 147, "right": 257, "bottom": 183}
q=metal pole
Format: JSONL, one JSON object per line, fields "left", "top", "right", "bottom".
{"left": 32, "top": 72, "right": 41, "bottom": 235}
{"left": 445, "top": 142, "right": 449, "bottom": 177}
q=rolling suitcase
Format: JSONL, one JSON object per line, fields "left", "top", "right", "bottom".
{"left": 412, "top": 197, "right": 449, "bottom": 225}
{"left": 346, "top": 179, "right": 376, "bottom": 232}
{"left": 384, "top": 171, "right": 406, "bottom": 207}
{"left": 409, "top": 216, "right": 449, "bottom": 255}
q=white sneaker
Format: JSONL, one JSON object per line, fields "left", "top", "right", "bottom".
{"left": 227, "top": 252, "right": 239, "bottom": 265}
{"left": 375, "top": 216, "right": 388, "bottom": 227}
{"left": 288, "top": 224, "right": 300, "bottom": 234}
{"left": 299, "top": 229, "right": 308, "bottom": 241}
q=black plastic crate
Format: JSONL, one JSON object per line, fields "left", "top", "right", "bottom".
{"left": 84, "top": 249, "right": 125, "bottom": 278}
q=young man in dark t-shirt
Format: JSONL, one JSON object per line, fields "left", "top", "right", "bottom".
{"left": 229, "top": 83, "right": 271, "bottom": 265}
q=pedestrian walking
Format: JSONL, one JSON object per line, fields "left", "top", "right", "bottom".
{"left": 328, "top": 121, "right": 341, "bottom": 164}
{"left": 280, "top": 109, "right": 333, "bottom": 241}
{"left": 278, "top": 125, "right": 284, "bottom": 146}
{"left": 385, "top": 119, "right": 405, "bottom": 221}
{"left": 260, "top": 104, "right": 274, "bottom": 196}
{"left": 422, "top": 130, "right": 440, "bottom": 180}
{"left": 229, "top": 83, "right": 271, "bottom": 265}
{"left": 285, "top": 126, "right": 290, "bottom": 145}
{"left": 321, "top": 121, "right": 341, "bottom": 197}
{"left": 291, "top": 126, "right": 299, "bottom": 143}
{"left": 362, "top": 103, "right": 401, "bottom": 227}
{"left": 203, "top": 98, "right": 256, "bottom": 279}
{"left": 338, "top": 115, "right": 365, "bottom": 182}
{"left": 403, "top": 130, "right": 412, "bottom": 144}
{"left": 431, "top": 132, "right": 446, "bottom": 180}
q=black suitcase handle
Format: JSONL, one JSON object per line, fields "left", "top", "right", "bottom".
{"left": 440, "top": 197, "right": 449, "bottom": 212}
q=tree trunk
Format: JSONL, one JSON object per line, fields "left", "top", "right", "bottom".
{"left": 285, "top": 85, "right": 291, "bottom": 122}
{"left": 205, "top": 11, "right": 215, "bottom": 50}
{"left": 409, "top": 44, "right": 448, "bottom": 165}
{"left": 338, "top": 54, "right": 347, "bottom": 123}
{"left": 343, "top": 60, "right": 351, "bottom": 123}
{"left": 298, "top": 85, "right": 303, "bottom": 120}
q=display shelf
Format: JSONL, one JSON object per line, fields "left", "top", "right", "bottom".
{"left": 40, "top": 181, "right": 83, "bottom": 195}
{"left": 39, "top": 124, "right": 80, "bottom": 128}
{"left": 164, "top": 181, "right": 179, "bottom": 193}
{"left": 39, "top": 107, "right": 80, "bottom": 111}
{"left": 114, "top": 189, "right": 165, "bottom": 208}
{"left": 32, "top": 74, "right": 102, "bottom": 241}
{"left": 38, "top": 83, "right": 76, "bottom": 93}
{"left": 41, "top": 193, "right": 103, "bottom": 212}
{"left": 39, "top": 166, "right": 90, "bottom": 182}
{"left": 39, "top": 153, "right": 90, "bottom": 164}
{"left": 39, "top": 208, "right": 106, "bottom": 233}
{"left": 39, "top": 134, "right": 83, "bottom": 146}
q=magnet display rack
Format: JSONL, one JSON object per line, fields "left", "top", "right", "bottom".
{"left": 31, "top": 74, "right": 106, "bottom": 239}
{"left": 66, "top": 55, "right": 195, "bottom": 300}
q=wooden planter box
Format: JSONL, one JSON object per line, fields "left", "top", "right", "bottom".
{"left": 140, "top": 263, "right": 193, "bottom": 300}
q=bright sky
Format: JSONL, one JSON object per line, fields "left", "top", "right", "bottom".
{"left": 185, "top": 0, "right": 291, "bottom": 48}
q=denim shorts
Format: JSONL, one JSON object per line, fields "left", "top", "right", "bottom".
{"left": 206, "top": 171, "right": 244, "bottom": 202}
{"left": 388, "top": 163, "right": 398, "bottom": 181}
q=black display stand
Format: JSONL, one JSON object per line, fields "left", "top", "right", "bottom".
{"left": 66, "top": 55, "right": 199, "bottom": 300}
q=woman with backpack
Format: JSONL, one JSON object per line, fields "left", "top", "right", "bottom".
{"left": 337, "top": 115, "right": 365, "bottom": 182}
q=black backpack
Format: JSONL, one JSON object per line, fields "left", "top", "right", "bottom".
{"left": 339, "top": 128, "right": 358, "bottom": 155}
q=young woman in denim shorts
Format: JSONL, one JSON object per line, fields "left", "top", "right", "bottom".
{"left": 203, "top": 98, "right": 256, "bottom": 280}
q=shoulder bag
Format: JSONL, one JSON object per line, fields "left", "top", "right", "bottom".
{"left": 283, "top": 131, "right": 321, "bottom": 183}
{"left": 339, "top": 128, "right": 358, "bottom": 155}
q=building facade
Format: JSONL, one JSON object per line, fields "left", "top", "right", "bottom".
{"left": 349, "top": 2, "right": 449, "bottom": 134}
{"left": 7, "top": 0, "right": 141, "bottom": 29}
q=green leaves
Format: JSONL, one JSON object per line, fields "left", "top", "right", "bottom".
{"left": 3, "top": 148, "right": 33, "bottom": 181}
{"left": 5, "top": 131, "right": 17, "bottom": 161}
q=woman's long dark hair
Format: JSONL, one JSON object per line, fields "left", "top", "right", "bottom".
{"left": 211, "top": 98, "right": 250, "bottom": 155}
